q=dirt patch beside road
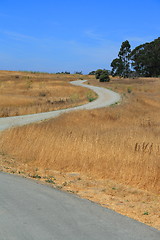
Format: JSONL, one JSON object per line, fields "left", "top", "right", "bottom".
{"left": 0, "top": 152, "right": 159, "bottom": 230}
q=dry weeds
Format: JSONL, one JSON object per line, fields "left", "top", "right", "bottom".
{"left": 0, "top": 70, "right": 94, "bottom": 117}
{"left": 0, "top": 75, "right": 160, "bottom": 229}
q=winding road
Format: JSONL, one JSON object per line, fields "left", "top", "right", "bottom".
{"left": 0, "top": 80, "right": 120, "bottom": 131}
{"left": 0, "top": 80, "right": 159, "bottom": 239}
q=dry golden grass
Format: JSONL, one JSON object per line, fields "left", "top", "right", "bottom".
{"left": 0, "top": 70, "right": 94, "bottom": 117}
{"left": 0, "top": 75, "right": 160, "bottom": 229}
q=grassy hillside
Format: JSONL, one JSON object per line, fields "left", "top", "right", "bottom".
{"left": 0, "top": 73, "right": 160, "bottom": 229}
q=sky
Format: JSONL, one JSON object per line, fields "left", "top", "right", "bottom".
{"left": 0, "top": 0, "right": 160, "bottom": 74}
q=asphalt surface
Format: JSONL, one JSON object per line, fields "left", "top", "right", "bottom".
{"left": 0, "top": 80, "right": 159, "bottom": 239}
{"left": 0, "top": 80, "right": 121, "bottom": 131}
{"left": 0, "top": 172, "right": 159, "bottom": 240}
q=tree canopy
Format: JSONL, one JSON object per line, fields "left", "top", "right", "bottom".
{"left": 111, "top": 40, "right": 131, "bottom": 78}
{"left": 111, "top": 37, "right": 160, "bottom": 78}
{"left": 130, "top": 37, "right": 160, "bottom": 77}
{"left": 95, "top": 69, "right": 110, "bottom": 82}
{"left": 111, "top": 58, "right": 124, "bottom": 77}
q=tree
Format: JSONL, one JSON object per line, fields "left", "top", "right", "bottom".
{"left": 130, "top": 37, "right": 160, "bottom": 77}
{"left": 95, "top": 69, "right": 110, "bottom": 82}
{"left": 99, "top": 71, "right": 110, "bottom": 82}
{"left": 88, "top": 71, "right": 96, "bottom": 75}
{"left": 64, "top": 71, "right": 70, "bottom": 74}
{"left": 95, "top": 69, "right": 103, "bottom": 79}
{"left": 111, "top": 40, "right": 131, "bottom": 77}
{"left": 111, "top": 58, "right": 124, "bottom": 76}
{"left": 118, "top": 40, "right": 131, "bottom": 77}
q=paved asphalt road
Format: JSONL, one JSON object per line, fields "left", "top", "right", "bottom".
{"left": 0, "top": 80, "right": 159, "bottom": 239}
{"left": 0, "top": 172, "right": 159, "bottom": 240}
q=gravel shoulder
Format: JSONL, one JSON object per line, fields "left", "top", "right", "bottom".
{"left": 0, "top": 172, "right": 159, "bottom": 240}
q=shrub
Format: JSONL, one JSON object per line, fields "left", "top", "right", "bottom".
{"left": 88, "top": 71, "right": 96, "bottom": 75}
{"left": 95, "top": 69, "right": 110, "bottom": 82}
{"left": 99, "top": 72, "right": 110, "bottom": 82}
{"left": 127, "top": 87, "right": 132, "bottom": 93}
{"left": 95, "top": 69, "right": 103, "bottom": 79}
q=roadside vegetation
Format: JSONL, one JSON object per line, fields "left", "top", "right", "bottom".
{"left": 0, "top": 73, "right": 160, "bottom": 229}
{"left": 0, "top": 71, "right": 95, "bottom": 117}
{"left": 95, "top": 69, "right": 110, "bottom": 82}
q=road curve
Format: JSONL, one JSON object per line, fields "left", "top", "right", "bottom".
{"left": 0, "top": 172, "right": 159, "bottom": 240}
{"left": 0, "top": 80, "right": 120, "bottom": 131}
{"left": 0, "top": 80, "right": 159, "bottom": 239}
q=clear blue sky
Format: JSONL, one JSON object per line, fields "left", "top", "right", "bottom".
{"left": 0, "top": 0, "right": 160, "bottom": 74}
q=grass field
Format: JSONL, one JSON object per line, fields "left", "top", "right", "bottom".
{"left": 0, "top": 72, "right": 160, "bottom": 229}
{"left": 0, "top": 71, "right": 95, "bottom": 117}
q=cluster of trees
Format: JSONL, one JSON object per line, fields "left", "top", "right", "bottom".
{"left": 56, "top": 71, "right": 83, "bottom": 75}
{"left": 74, "top": 71, "right": 83, "bottom": 75}
{"left": 56, "top": 71, "right": 70, "bottom": 74}
{"left": 89, "top": 37, "right": 160, "bottom": 81}
{"left": 95, "top": 69, "right": 110, "bottom": 82}
{"left": 130, "top": 37, "right": 160, "bottom": 77}
{"left": 88, "top": 69, "right": 110, "bottom": 82}
{"left": 111, "top": 37, "right": 160, "bottom": 77}
{"left": 88, "top": 71, "right": 96, "bottom": 75}
{"left": 93, "top": 69, "right": 110, "bottom": 82}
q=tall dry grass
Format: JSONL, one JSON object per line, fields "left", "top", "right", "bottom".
{"left": 0, "top": 71, "right": 94, "bottom": 117}
{"left": 0, "top": 77, "right": 160, "bottom": 194}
